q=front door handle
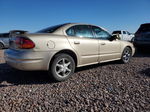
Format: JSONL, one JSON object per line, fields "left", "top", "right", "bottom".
{"left": 74, "top": 41, "right": 80, "bottom": 44}
{"left": 101, "top": 43, "right": 106, "bottom": 45}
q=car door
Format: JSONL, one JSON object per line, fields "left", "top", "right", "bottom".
{"left": 66, "top": 25, "right": 99, "bottom": 66}
{"left": 91, "top": 26, "right": 121, "bottom": 62}
{"left": 123, "top": 31, "right": 129, "bottom": 41}
{"left": 126, "top": 31, "right": 132, "bottom": 41}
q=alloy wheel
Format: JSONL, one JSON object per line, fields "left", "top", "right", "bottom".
{"left": 55, "top": 58, "right": 72, "bottom": 78}
{"left": 122, "top": 48, "right": 131, "bottom": 63}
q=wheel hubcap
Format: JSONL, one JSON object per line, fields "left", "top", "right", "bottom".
{"left": 123, "top": 50, "right": 131, "bottom": 62}
{"left": 55, "top": 58, "right": 72, "bottom": 77}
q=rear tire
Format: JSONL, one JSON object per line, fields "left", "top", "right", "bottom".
{"left": 0, "top": 43, "right": 4, "bottom": 50}
{"left": 49, "top": 53, "right": 75, "bottom": 82}
{"left": 120, "top": 47, "right": 132, "bottom": 63}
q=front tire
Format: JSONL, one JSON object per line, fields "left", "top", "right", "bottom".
{"left": 121, "top": 47, "right": 132, "bottom": 63}
{"left": 49, "top": 53, "right": 75, "bottom": 82}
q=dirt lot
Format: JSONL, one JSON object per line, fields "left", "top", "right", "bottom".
{"left": 0, "top": 50, "right": 150, "bottom": 112}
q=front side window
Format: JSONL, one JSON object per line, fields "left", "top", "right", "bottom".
{"left": 92, "top": 26, "right": 111, "bottom": 40}
{"left": 123, "top": 31, "right": 126, "bottom": 34}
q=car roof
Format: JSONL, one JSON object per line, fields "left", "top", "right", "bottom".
{"left": 53, "top": 23, "right": 110, "bottom": 35}
{"left": 141, "top": 23, "right": 150, "bottom": 25}
{"left": 38, "top": 23, "right": 110, "bottom": 35}
{"left": 60, "top": 23, "right": 109, "bottom": 32}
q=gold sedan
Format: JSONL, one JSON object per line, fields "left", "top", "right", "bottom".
{"left": 5, "top": 23, "right": 135, "bottom": 81}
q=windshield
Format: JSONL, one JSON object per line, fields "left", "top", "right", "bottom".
{"left": 112, "top": 31, "right": 121, "bottom": 34}
{"left": 36, "top": 23, "right": 68, "bottom": 33}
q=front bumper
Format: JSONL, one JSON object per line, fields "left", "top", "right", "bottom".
{"left": 4, "top": 49, "right": 55, "bottom": 71}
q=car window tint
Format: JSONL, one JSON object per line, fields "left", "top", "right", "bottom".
{"left": 123, "top": 31, "right": 126, "bottom": 34}
{"left": 112, "top": 31, "right": 121, "bottom": 34}
{"left": 36, "top": 23, "right": 69, "bottom": 33}
{"left": 0, "top": 33, "right": 9, "bottom": 38}
{"left": 92, "top": 26, "right": 111, "bottom": 40}
{"left": 74, "top": 25, "right": 94, "bottom": 38}
{"left": 66, "top": 26, "right": 75, "bottom": 36}
{"left": 127, "top": 31, "right": 130, "bottom": 35}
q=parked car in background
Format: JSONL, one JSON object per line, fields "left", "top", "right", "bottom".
{"left": 112, "top": 30, "right": 134, "bottom": 42}
{"left": 0, "top": 33, "right": 9, "bottom": 49}
{"left": 5, "top": 23, "right": 135, "bottom": 81}
{"left": 133, "top": 23, "right": 150, "bottom": 49}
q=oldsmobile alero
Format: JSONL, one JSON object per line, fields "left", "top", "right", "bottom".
{"left": 4, "top": 23, "right": 135, "bottom": 81}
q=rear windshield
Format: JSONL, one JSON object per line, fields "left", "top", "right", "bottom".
{"left": 136, "top": 24, "right": 150, "bottom": 33}
{"left": 36, "top": 23, "right": 68, "bottom": 33}
{"left": 112, "top": 31, "right": 121, "bottom": 34}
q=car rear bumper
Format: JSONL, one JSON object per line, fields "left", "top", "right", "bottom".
{"left": 4, "top": 49, "right": 55, "bottom": 71}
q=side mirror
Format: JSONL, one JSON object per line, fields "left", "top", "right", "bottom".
{"left": 109, "top": 35, "right": 118, "bottom": 41}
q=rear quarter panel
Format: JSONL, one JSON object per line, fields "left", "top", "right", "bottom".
{"left": 26, "top": 34, "right": 73, "bottom": 51}
{"left": 26, "top": 34, "right": 79, "bottom": 68}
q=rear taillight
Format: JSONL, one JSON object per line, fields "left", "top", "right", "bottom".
{"left": 15, "top": 37, "right": 35, "bottom": 49}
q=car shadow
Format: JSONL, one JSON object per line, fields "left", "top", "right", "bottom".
{"left": 134, "top": 49, "right": 150, "bottom": 57}
{"left": 0, "top": 50, "right": 149, "bottom": 87}
{"left": 75, "top": 61, "right": 119, "bottom": 73}
{"left": 139, "top": 68, "right": 150, "bottom": 77}
{"left": 0, "top": 63, "right": 55, "bottom": 87}
{"left": 0, "top": 60, "right": 121, "bottom": 87}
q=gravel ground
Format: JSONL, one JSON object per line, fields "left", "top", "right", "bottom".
{"left": 0, "top": 50, "right": 150, "bottom": 112}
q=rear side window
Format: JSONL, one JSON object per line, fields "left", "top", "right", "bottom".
{"left": 66, "top": 25, "right": 94, "bottom": 38}
{"left": 123, "top": 31, "right": 126, "bottom": 34}
{"left": 74, "top": 25, "right": 94, "bottom": 38}
{"left": 66, "top": 26, "right": 75, "bottom": 36}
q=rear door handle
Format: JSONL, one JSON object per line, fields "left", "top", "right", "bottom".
{"left": 101, "top": 43, "right": 106, "bottom": 45}
{"left": 74, "top": 41, "right": 80, "bottom": 44}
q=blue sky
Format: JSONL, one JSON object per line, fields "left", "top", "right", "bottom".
{"left": 0, "top": 0, "right": 150, "bottom": 33}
